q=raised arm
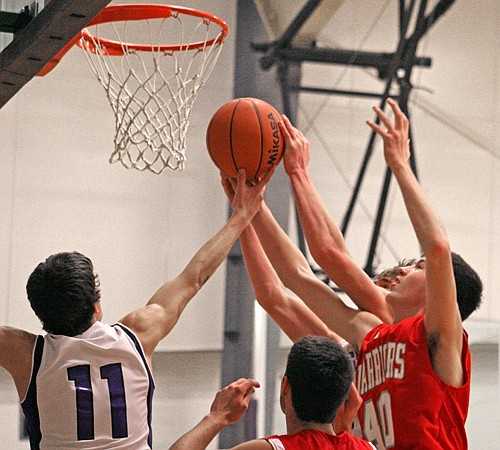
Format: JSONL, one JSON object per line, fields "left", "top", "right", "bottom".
{"left": 241, "top": 223, "right": 342, "bottom": 343}
{"left": 119, "top": 169, "right": 273, "bottom": 362}
{"left": 252, "top": 201, "right": 324, "bottom": 302}
{"left": 279, "top": 116, "right": 393, "bottom": 324}
{"left": 223, "top": 175, "right": 365, "bottom": 434}
{"left": 221, "top": 172, "right": 357, "bottom": 344}
{"left": 367, "top": 99, "right": 463, "bottom": 386}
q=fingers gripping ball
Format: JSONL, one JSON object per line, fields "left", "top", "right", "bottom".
{"left": 206, "top": 98, "right": 284, "bottom": 181}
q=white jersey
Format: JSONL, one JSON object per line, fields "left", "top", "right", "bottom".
{"left": 21, "top": 321, "right": 154, "bottom": 449}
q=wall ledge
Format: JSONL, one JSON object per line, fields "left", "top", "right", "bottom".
{"left": 465, "top": 319, "right": 500, "bottom": 345}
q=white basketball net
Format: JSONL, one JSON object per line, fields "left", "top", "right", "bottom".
{"left": 78, "top": 8, "right": 227, "bottom": 174}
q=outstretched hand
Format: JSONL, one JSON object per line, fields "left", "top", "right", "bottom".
{"left": 366, "top": 98, "right": 410, "bottom": 171}
{"left": 221, "top": 168, "right": 274, "bottom": 222}
{"left": 168, "top": 378, "right": 260, "bottom": 450}
{"left": 209, "top": 378, "right": 260, "bottom": 426}
{"left": 220, "top": 167, "right": 274, "bottom": 214}
{"left": 279, "top": 115, "right": 311, "bottom": 177}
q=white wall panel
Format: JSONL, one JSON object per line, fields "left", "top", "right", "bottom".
{"left": 0, "top": 0, "right": 237, "bottom": 350}
{"left": 0, "top": 97, "right": 17, "bottom": 325}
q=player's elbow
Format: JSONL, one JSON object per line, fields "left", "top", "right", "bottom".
{"left": 380, "top": 309, "right": 395, "bottom": 325}
{"left": 425, "top": 239, "right": 451, "bottom": 261}
{"left": 310, "top": 241, "right": 346, "bottom": 270}
{"left": 312, "top": 247, "right": 353, "bottom": 284}
{"left": 255, "top": 281, "right": 285, "bottom": 309}
{"left": 308, "top": 240, "right": 330, "bottom": 265}
{"left": 182, "top": 265, "right": 209, "bottom": 295}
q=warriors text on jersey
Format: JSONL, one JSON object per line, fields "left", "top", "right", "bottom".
{"left": 355, "top": 314, "right": 470, "bottom": 449}
{"left": 21, "top": 321, "right": 155, "bottom": 449}
{"left": 265, "top": 429, "right": 376, "bottom": 449}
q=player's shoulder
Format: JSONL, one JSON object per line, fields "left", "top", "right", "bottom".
{"left": 0, "top": 326, "right": 37, "bottom": 347}
{"left": 0, "top": 326, "right": 37, "bottom": 382}
{"left": 231, "top": 438, "right": 273, "bottom": 449}
{"left": 351, "top": 310, "right": 384, "bottom": 345}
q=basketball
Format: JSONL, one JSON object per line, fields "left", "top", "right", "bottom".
{"left": 206, "top": 97, "right": 284, "bottom": 181}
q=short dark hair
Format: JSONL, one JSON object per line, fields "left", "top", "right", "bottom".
{"left": 451, "top": 252, "right": 483, "bottom": 321}
{"left": 26, "top": 252, "right": 101, "bottom": 336}
{"left": 284, "top": 336, "right": 354, "bottom": 423}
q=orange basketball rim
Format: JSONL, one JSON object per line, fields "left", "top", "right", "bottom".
{"left": 38, "top": 4, "right": 229, "bottom": 75}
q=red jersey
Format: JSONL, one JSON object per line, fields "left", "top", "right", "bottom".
{"left": 265, "top": 429, "right": 376, "bottom": 449}
{"left": 355, "top": 314, "right": 471, "bottom": 449}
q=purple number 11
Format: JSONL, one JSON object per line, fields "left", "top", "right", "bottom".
{"left": 67, "top": 363, "right": 128, "bottom": 441}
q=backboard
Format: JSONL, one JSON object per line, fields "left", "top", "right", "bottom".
{"left": 0, "top": 0, "right": 111, "bottom": 109}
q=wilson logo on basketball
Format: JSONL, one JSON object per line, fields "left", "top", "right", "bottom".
{"left": 266, "top": 113, "right": 281, "bottom": 166}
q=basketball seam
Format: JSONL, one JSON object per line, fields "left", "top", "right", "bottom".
{"left": 249, "top": 99, "right": 264, "bottom": 179}
{"left": 229, "top": 100, "right": 241, "bottom": 175}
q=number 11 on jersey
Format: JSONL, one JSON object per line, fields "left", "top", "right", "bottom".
{"left": 67, "top": 363, "right": 128, "bottom": 441}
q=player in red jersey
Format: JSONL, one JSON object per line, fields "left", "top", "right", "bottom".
{"left": 273, "top": 99, "right": 483, "bottom": 449}
{"left": 169, "top": 336, "right": 376, "bottom": 450}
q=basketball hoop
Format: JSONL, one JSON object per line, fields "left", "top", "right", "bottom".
{"left": 76, "top": 4, "right": 228, "bottom": 174}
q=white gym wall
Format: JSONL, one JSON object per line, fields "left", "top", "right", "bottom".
{"left": 0, "top": 1, "right": 499, "bottom": 448}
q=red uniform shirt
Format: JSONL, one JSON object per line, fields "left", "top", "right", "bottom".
{"left": 356, "top": 314, "right": 470, "bottom": 449}
{"left": 265, "top": 429, "right": 376, "bottom": 449}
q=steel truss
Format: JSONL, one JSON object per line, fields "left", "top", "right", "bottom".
{"left": 253, "top": 0, "right": 455, "bottom": 277}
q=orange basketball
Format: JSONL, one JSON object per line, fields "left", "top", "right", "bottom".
{"left": 206, "top": 97, "right": 284, "bottom": 181}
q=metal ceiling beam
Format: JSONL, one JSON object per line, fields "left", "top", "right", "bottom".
{"left": 0, "top": 0, "right": 111, "bottom": 109}
{"left": 252, "top": 0, "right": 456, "bottom": 277}
{"left": 253, "top": 43, "right": 432, "bottom": 74}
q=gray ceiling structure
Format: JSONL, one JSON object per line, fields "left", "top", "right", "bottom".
{"left": 0, "top": 0, "right": 111, "bottom": 109}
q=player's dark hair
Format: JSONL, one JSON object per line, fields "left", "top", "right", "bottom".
{"left": 284, "top": 336, "right": 354, "bottom": 423}
{"left": 26, "top": 252, "right": 101, "bottom": 336}
{"left": 451, "top": 252, "right": 483, "bottom": 321}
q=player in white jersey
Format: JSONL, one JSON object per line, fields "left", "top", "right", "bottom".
{"left": 0, "top": 169, "right": 272, "bottom": 449}
{"left": 23, "top": 322, "right": 154, "bottom": 449}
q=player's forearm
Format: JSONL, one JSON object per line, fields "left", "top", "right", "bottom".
{"left": 289, "top": 170, "right": 392, "bottom": 322}
{"left": 185, "top": 211, "right": 253, "bottom": 290}
{"left": 242, "top": 224, "right": 348, "bottom": 343}
{"left": 169, "top": 413, "right": 226, "bottom": 450}
{"left": 144, "top": 213, "right": 251, "bottom": 329}
{"left": 288, "top": 169, "right": 359, "bottom": 287}
{"left": 390, "top": 163, "right": 449, "bottom": 255}
{"left": 240, "top": 225, "right": 285, "bottom": 303}
{"left": 288, "top": 169, "right": 353, "bottom": 267}
{"left": 251, "top": 203, "right": 311, "bottom": 292}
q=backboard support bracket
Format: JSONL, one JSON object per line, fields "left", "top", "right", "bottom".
{"left": 0, "top": 6, "right": 33, "bottom": 34}
{"left": 0, "top": 0, "right": 111, "bottom": 109}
